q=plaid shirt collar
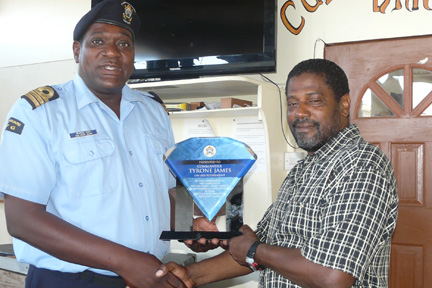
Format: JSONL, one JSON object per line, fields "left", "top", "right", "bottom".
{"left": 300, "top": 124, "right": 361, "bottom": 164}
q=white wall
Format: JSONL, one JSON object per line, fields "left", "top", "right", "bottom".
{"left": 0, "top": 0, "right": 89, "bottom": 68}
{"left": 1, "top": 0, "right": 431, "bottom": 278}
{"left": 0, "top": 0, "right": 88, "bottom": 244}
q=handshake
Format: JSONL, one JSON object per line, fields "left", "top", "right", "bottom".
{"left": 125, "top": 223, "right": 261, "bottom": 288}
{"left": 158, "top": 224, "right": 260, "bottom": 288}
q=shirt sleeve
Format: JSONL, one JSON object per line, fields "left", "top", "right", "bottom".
{"left": 164, "top": 110, "right": 176, "bottom": 190}
{"left": 301, "top": 163, "right": 398, "bottom": 281}
{"left": 0, "top": 99, "right": 56, "bottom": 204}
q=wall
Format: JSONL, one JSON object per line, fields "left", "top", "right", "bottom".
{"left": 0, "top": 60, "right": 78, "bottom": 244}
{"left": 0, "top": 0, "right": 431, "bottom": 280}
{"left": 0, "top": 0, "right": 89, "bottom": 68}
{"left": 0, "top": 0, "right": 89, "bottom": 244}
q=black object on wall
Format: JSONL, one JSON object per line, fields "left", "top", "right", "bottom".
{"left": 90, "top": 0, "right": 276, "bottom": 82}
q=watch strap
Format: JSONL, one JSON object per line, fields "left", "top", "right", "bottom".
{"left": 247, "top": 241, "right": 261, "bottom": 258}
{"left": 246, "top": 241, "right": 263, "bottom": 271}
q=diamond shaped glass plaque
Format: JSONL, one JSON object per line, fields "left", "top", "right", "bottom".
{"left": 160, "top": 137, "right": 256, "bottom": 240}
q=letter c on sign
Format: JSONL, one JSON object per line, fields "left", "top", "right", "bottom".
{"left": 281, "top": 1, "right": 306, "bottom": 35}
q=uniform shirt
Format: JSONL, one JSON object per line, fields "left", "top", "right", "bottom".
{"left": 255, "top": 124, "right": 398, "bottom": 287}
{"left": 0, "top": 74, "right": 175, "bottom": 276}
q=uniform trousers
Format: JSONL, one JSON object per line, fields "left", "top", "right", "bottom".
{"left": 26, "top": 265, "right": 127, "bottom": 288}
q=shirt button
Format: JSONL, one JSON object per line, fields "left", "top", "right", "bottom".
{"left": 146, "top": 216, "right": 150, "bottom": 221}
{"left": 129, "top": 151, "right": 133, "bottom": 155}
{"left": 89, "top": 151, "right": 94, "bottom": 156}
{"left": 139, "top": 183, "right": 143, "bottom": 187}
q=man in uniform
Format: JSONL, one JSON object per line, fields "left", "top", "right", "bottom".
{"left": 0, "top": 1, "right": 187, "bottom": 287}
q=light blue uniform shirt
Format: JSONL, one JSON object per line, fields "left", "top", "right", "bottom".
{"left": 0, "top": 75, "right": 175, "bottom": 276}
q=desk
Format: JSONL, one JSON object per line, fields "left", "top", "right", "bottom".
{"left": 0, "top": 244, "right": 27, "bottom": 287}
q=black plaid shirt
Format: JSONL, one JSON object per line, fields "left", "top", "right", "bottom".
{"left": 255, "top": 124, "right": 398, "bottom": 287}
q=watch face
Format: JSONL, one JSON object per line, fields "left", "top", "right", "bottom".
{"left": 246, "top": 258, "right": 258, "bottom": 271}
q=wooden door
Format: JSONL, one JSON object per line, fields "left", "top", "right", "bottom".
{"left": 325, "top": 35, "right": 432, "bottom": 287}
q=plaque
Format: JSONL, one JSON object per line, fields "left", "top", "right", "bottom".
{"left": 160, "top": 137, "right": 257, "bottom": 240}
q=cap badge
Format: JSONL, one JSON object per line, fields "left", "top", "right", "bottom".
{"left": 122, "top": 2, "right": 134, "bottom": 25}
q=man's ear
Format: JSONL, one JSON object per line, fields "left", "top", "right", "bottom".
{"left": 340, "top": 93, "right": 351, "bottom": 117}
{"left": 72, "top": 41, "right": 81, "bottom": 63}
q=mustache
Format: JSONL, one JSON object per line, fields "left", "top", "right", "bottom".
{"left": 292, "top": 118, "right": 319, "bottom": 128}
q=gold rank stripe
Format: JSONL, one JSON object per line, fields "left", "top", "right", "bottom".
{"left": 162, "top": 103, "right": 169, "bottom": 115}
{"left": 27, "top": 90, "right": 44, "bottom": 108}
{"left": 21, "top": 86, "right": 59, "bottom": 110}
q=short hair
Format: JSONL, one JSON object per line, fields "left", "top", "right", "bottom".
{"left": 286, "top": 58, "right": 350, "bottom": 102}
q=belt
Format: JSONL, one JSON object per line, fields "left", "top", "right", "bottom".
{"left": 79, "top": 270, "right": 126, "bottom": 287}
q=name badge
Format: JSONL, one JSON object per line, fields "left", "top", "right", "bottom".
{"left": 69, "top": 129, "right": 97, "bottom": 138}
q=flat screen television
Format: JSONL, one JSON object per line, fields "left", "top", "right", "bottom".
{"left": 91, "top": 0, "right": 276, "bottom": 82}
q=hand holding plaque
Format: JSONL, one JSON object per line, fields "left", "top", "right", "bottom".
{"left": 160, "top": 137, "right": 256, "bottom": 240}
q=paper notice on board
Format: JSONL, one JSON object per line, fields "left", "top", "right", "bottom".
{"left": 184, "top": 119, "right": 215, "bottom": 138}
{"left": 232, "top": 118, "right": 266, "bottom": 173}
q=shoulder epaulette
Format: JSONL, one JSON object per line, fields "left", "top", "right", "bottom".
{"left": 21, "top": 86, "right": 59, "bottom": 110}
{"left": 147, "top": 91, "right": 169, "bottom": 115}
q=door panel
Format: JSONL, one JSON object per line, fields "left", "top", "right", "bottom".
{"left": 392, "top": 143, "right": 423, "bottom": 206}
{"left": 325, "top": 35, "right": 432, "bottom": 287}
{"left": 390, "top": 244, "right": 423, "bottom": 288}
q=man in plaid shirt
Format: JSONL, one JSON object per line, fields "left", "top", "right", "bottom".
{"left": 156, "top": 59, "right": 399, "bottom": 288}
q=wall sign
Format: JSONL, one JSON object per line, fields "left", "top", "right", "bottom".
{"left": 281, "top": 0, "right": 432, "bottom": 35}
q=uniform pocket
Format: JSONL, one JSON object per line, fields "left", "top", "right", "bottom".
{"left": 63, "top": 137, "right": 115, "bottom": 164}
{"left": 144, "top": 134, "right": 171, "bottom": 189}
{"left": 60, "top": 136, "right": 116, "bottom": 198}
{"left": 146, "top": 134, "right": 170, "bottom": 154}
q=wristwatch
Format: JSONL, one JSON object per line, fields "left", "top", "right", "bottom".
{"left": 245, "top": 241, "right": 263, "bottom": 271}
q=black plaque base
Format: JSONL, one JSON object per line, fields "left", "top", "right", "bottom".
{"left": 160, "top": 231, "right": 242, "bottom": 241}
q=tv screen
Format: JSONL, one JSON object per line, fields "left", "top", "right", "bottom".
{"left": 91, "top": 0, "right": 276, "bottom": 82}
